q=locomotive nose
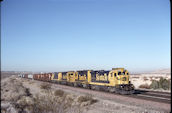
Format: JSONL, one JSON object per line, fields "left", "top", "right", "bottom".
{"left": 122, "top": 77, "right": 127, "bottom": 81}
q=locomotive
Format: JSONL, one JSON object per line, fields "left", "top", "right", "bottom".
{"left": 19, "top": 68, "right": 135, "bottom": 94}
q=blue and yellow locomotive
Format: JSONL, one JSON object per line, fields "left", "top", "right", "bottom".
{"left": 20, "top": 68, "right": 135, "bottom": 94}
{"left": 50, "top": 68, "right": 134, "bottom": 94}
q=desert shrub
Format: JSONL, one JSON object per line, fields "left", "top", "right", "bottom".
{"left": 150, "top": 80, "right": 159, "bottom": 89}
{"left": 29, "top": 81, "right": 35, "bottom": 84}
{"left": 78, "top": 95, "right": 92, "bottom": 103}
{"left": 150, "top": 77, "right": 170, "bottom": 90}
{"left": 159, "top": 77, "right": 170, "bottom": 90}
{"left": 25, "top": 88, "right": 32, "bottom": 96}
{"left": 155, "top": 77, "right": 159, "bottom": 79}
{"left": 31, "top": 93, "right": 82, "bottom": 113}
{"left": 10, "top": 78, "right": 16, "bottom": 83}
{"left": 143, "top": 77, "right": 149, "bottom": 81}
{"left": 32, "top": 94, "right": 58, "bottom": 113}
{"left": 144, "top": 78, "right": 149, "bottom": 81}
{"left": 54, "top": 89, "right": 64, "bottom": 97}
{"left": 139, "top": 83, "right": 150, "bottom": 89}
{"left": 169, "top": 80, "right": 171, "bottom": 90}
{"left": 40, "top": 83, "right": 51, "bottom": 90}
{"left": 150, "top": 77, "right": 153, "bottom": 81}
{"left": 77, "top": 94, "right": 97, "bottom": 104}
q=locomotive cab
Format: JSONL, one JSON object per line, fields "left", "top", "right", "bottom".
{"left": 111, "top": 68, "right": 135, "bottom": 94}
{"left": 117, "top": 70, "right": 129, "bottom": 85}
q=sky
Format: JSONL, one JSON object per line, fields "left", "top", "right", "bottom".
{"left": 1, "top": 0, "right": 171, "bottom": 72}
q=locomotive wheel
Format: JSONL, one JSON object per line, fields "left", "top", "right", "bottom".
{"left": 108, "top": 87, "right": 115, "bottom": 93}
{"left": 114, "top": 88, "right": 120, "bottom": 94}
{"left": 95, "top": 86, "right": 100, "bottom": 91}
{"left": 74, "top": 83, "right": 78, "bottom": 87}
{"left": 91, "top": 85, "right": 96, "bottom": 90}
{"left": 71, "top": 83, "right": 74, "bottom": 86}
{"left": 82, "top": 84, "right": 89, "bottom": 89}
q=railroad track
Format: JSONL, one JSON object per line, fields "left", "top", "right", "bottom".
{"left": 94, "top": 88, "right": 171, "bottom": 104}
{"left": 130, "top": 89, "right": 171, "bottom": 104}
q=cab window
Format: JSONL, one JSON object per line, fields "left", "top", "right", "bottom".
{"left": 114, "top": 73, "right": 116, "bottom": 77}
{"left": 118, "top": 72, "right": 125, "bottom": 75}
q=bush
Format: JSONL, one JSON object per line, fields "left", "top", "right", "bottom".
{"left": 31, "top": 93, "right": 77, "bottom": 113}
{"left": 14, "top": 91, "right": 83, "bottom": 113}
{"left": 40, "top": 83, "right": 51, "bottom": 90}
{"left": 150, "top": 77, "right": 170, "bottom": 90}
{"left": 77, "top": 94, "right": 97, "bottom": 104}
{"left": 139, "top": 83, "right": 150, "bottom": 89}
{"left": 150, "top": 80, "right": 159, "bottom": 89}
{"left": 169, "top": 79, "right": 171, "bottom": 90}
{"left": 32, "top": 94, "right": 60, "bottom": 113}
{"left": 54, "top": 90, "right": 64, "bottom": 97}
{"left": 143, "top": 77, "right": 148, "bottom": 81}
{"left": 159, "top": 77, "right": 170, "bottom": 90}
{"left": 29, "top": 81, "right": 35, "bottom": 84}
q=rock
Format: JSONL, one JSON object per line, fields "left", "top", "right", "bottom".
{"left": 6, "top": 106, "right": 18, "bottom": 113}
{"left": 80, "top": 101, "right": 91, "bottom": 107}
{"left": 17, "top": 96, "right": 34, "bottom": 106}
{"left": 1, "top": 102, "right": 11, "bottom": 109}
{"left": 1, "top": 77, "right": 27, "bottom": 101}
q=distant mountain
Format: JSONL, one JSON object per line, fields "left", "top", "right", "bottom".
{"left": 130, "top": 68, "right": 171, "bottom": 74}
{"left": 151, "top": 68, "right": 171, "bottom": 74}
{"left": 1, "top": 71, "right": 33, "bottom": 75}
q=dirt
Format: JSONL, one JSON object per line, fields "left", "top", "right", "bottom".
{"left": 130, "top": 74, "right": 171, "bottom": 90}
{"left": 1, "top": 75, "right": 171, "bottom": 113}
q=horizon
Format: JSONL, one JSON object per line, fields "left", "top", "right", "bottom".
{"left": 1, "top": 0, "right": 170, "bottom": 72}
{"left": 1, "top": 68, "right": 170, "bottom": 74}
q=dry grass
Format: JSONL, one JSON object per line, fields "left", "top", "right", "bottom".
{"left": 150, "top": 77, "right": 153, "bottom": 81}
{"left": 14, "top": 90, "right": 82, "bottom": 113}
{"left": 40, "top": 83, "right": 52, "bottom": 90}
{"left": 143, "top": 77, "right": 149, "bottom": 81}
{"left": 77, "top": 94, "right": 98, "bottom": 104}
{"left": 131, "top": 76, "right": 139, "bottom": 79}
{"left": 144, "top": 78, "right": 149, "bottom": 81}
{"left": 1, "top": 76, "right": 98, "bottom": 113}
{"left": 31, "top": 92, "right": 82, "bottom": 113}
{"left": 1, "top": 77, "right": 27, "bottom": 102}
{"left": 29, "top": 81, "right": 35, "bottom": 84}
{"left": 139, "top": 83, "right": 150, "bottom": 89}
{"left": 155, "top": 77, "right": 159, "bottom": 79}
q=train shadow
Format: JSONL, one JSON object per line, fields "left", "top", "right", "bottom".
{"left": 133, "top": 89, "right": 149, "bottom": 94}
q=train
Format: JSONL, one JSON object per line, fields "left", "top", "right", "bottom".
{"left": 18, "top": 68, "right": 135, "bottom": 94}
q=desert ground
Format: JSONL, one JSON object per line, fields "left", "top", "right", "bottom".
{"left": 1, "top": 73, "right": 171, "bottom": 113}
{"left": 130, "top": 73, "right": 171, "bottom": 92}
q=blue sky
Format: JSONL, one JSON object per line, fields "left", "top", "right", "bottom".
{"left": 1, "top": 0, "right": 170, "bottom": 72}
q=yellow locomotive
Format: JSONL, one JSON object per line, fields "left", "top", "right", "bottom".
{"left": 51, "top": 68, "right": 134, "bottom": 94}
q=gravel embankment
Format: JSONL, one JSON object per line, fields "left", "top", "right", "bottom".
{"left": 22, "top": 78, "right": 171, "bottom": 113}
{"left": 1, "top": 76, "right": 171, "bottom": 113}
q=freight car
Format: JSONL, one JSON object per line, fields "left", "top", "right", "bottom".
{"left": 28, "top": 74, "right": 33, "bottom": 79}
{"left": 18, "top": 74, "right": 23, "bottom": 77}
{"left": 19, "top": 68, "right": 135, "bottom": 95}
{"left": 33, "top": 74, "right": 40, "bottom": 80}
{"left": 24, "top": 74, "right": 28, "bottom": 78}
